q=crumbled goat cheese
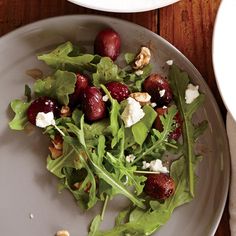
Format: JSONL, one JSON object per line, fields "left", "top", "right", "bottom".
{"left": 121, "top": 97, "right": 145, "bottom": 127}
{"left": 142, "top": 161, "right": 151, "bottom": 169}
{"left": 163, "top": 106, "right": 167, "bottom": 109}
{"left": 36, "top": 112, "right": 55, "bottom": 128}
{"left": 142, "top": 159, "right": 169, "bottom": 173}
{"left": 125, "top": 154, "right": 136, "bottom": 163}
{"left": 185, "top": 83, "right": 200, "bottom": 104}
{"left": 159, "top": 89, "right": 165, "bottom": 97}
{"left": 166, "top": 60, "right": 173, "bottom": 66}
{"left": 151, "top": 102, "right": 157, "bottom": 108}
{"left": 102, "top": 95, "right": 109, "bottom": 102}
{"left": 135, "top": 70, "right": 144, "bottom": 76}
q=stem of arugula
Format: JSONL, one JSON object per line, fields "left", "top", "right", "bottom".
{"left": 101, "top": 195, "right": 109, "bottom": 221}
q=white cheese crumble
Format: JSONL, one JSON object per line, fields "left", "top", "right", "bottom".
{"left": 159, "top": 89, "right": 165, "bottom": 97}
{"left": 185, "top": 83, "right": 200, "bottom": 104}
{"left": 36, "top": 112, "right": 55, "bottom": 128}
{"left": 121, "top": 97, "right": 145, "bottom": 128}
{"left": 166, "top": 60, "right": 173, "bottom": 66}
{"left": 135, "top": 70, "right": 144, "bottom": 76}
{"left": 151, "top": 102, "right": 157, "bottom": 108}
{"left": 142, "top": 159, "right": 169, "bottom": 173}
{"left": 102, "top": 95, "right": 109, "bottom": 102}
{"left": 125, "top": 154, "right": 136, "bottom": 163}
{"left": 29, "top": 213, "right": 34, "bottom": 219}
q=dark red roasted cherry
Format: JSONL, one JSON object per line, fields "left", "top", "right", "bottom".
{"left": 82, "top": 87, "right": 106, "bottom": 122}
{"left": 27, "top": 96, "right": 59, "bottom": 125}
{"left": 154, "top": 107, "right": 182, "bottom": 141}
{"left": 143, "top": 74, "right": 173, "bottom": 106}
{"left": 94, "top": 28, "right": 121, "bottom": 61}
{"left": 69, "top": 73, "right": 89, "bottom": 107}
{"left": 144, "top": 173, "right": 175, "bottom": 200}
{"left": 105, "top": 82, "right": 130, "bottom": 102}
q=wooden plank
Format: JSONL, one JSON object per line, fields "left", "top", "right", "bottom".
{"left": 159, "top": 0, "right": 226, "bottom": 115}
{"left": 0, "top": 0, "right": 157, "bottom": 36}
{"left": 159, "top": 1, "right": 230, "bottom": 236}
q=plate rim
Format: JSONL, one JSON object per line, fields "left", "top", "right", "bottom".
{"left": 67, "top": 0, "right": 180, "bottom": 13}
{"left": 0, "top": 14, "right": 230, "bottom": 236}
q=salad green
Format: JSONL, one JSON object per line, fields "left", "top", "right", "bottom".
{"left": 8, "top": 41, "right": 207, "bottom": 235}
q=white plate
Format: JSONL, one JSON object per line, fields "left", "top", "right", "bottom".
{"left": 67, "top": 0, "right": 179, "bottom": 12}
{"left": 213, "top": 0, "right": 236, "bottom": 121}
{"left": 0, "top": 15, "right": 230, "bottom": 236}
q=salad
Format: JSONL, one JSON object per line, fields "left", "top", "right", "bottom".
{"left": 8, "top": 27, "right": 207, "bottom": 236}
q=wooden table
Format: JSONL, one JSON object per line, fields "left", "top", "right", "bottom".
{"left": 0, "top": 0, "right": 230, "bottom": 235}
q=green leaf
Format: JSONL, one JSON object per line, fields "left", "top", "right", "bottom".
{"left": 34, "top": 70, "right": 76, "bottom": 105}
{"left": 92, "top": 57, "right": 123, "bottom": 87}
{"left": 124, "top": 53, "right": 135, "bottom": 64}
{"left": 133, "top": 105, "right": 177, "bottom": 164}
{"left": 38, "top": 42, "right": 95, "bottom": 70}
{"left": 89, "top": 215, "right": 102, "bottom": 236}
{"left": 95, "top": 156, "right": 197, "bottom": 236}
{"left": 24, "top": 84, "right": 31, "bottom": 102}
{"left": 169, "top": 64, "right": 205, "bottom": 196}
{"left": 123, "top": 64, "right": 152, "bottom": 92}
{"left": 101, "top": 85, "right": 121, "bottom": 148}
{"left": 193, "top": 120, "right": 208, "bottom": 141}
{"left": 131, "top": 105, "right": 157, "bottom": 146}
{"left": 8, "top": 99, "right": 30, "bottom": 130}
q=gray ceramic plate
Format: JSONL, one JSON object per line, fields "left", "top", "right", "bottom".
{"left": 0, "top": 15, "right": 230, "bottom": 236}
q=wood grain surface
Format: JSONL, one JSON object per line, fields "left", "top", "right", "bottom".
{"left": 0, "top": 0, "right": 230, "bottom": 235}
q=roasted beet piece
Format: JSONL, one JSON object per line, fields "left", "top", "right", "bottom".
{"left": 82, "top": 87, "right": 106, "bottom": 122}
{"left": 143, "top": 74, "right": 173, "bottom": 106}
{"left": 27, "top": 96, "right": 59, "bottom": 125}
{"left": 94, "top": 28, "right": 121, "bottom": 61}
{"left": 144, "top": 173, "right": 175, "bottom": 200}
{"left": 105, "top": 81, "right": 130, "bottom": 102}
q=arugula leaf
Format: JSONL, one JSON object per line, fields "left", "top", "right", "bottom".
{"left": 9, "top": 99, "right": 30, "bottom": 130}
{"left": 169, "top": 64, "right": 205, "bottom": 196}
{"left": 89, "top": 215, "right": 102, "bottom": 236}
{"left": 92, "top": 57, "right": 123, "bottom": 87}
{"left": 124, "top": 53, "right": 135, "bottom": 64}
{"left": 24, "top": 84, "right": 32, "bottom": 102}
{"left": 101, "top": 85, "right": 121, "bottom": 148}
{"left": 38, "top": 42, "right": 95, "bottom": 70}
{"left": 34, "top": 70, "right": 76, "bottom": 105}
{"left": 66, "top": 119, "right": 145, "bottom": 209}
{"left": 133, "top": 105, "right": 177, "bottom": 164}
{"left": 105, "top": 152, "right": 146, "bottom": 196}
{"left": 95, "top": 156, "right": 197, "bottom": 236}
{"left": 123, "top": 64, "right": 152, "bottom": 92}
{"left": 131, "top": 105, "right": 157, "bottom": 146}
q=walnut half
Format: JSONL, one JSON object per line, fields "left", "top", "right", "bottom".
{"left": 133, "top": 47, "right": 151, "bottom": 70}
{"left": 130, "top": 92, "right": 151, "bottom": 106}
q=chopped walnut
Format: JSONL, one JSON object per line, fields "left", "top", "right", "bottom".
{"left": 55, "top": 230, "right": 70, "bottom": 236}
{"left": 73, "top": 181, "right": 91, "bottom": 193}
{"left": 60, "top": 105, "right": 71, "bottom": 117}
{"left": 49, "top": 135, "right": 63, "bottom": 159}
{"left": 26, "top": 68, "right": 43, "bottom": 80}
{"left": 52, "top": 135, "right": 63, "bottom": 150}
{"left": 133, "top": 47, "right": 151, "bottom": 70}
{"left": 130, "top": 92, "right": 151, "bottom": 106}
{"left": 49, "top": 146, "right": 62, "bottom": 159}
